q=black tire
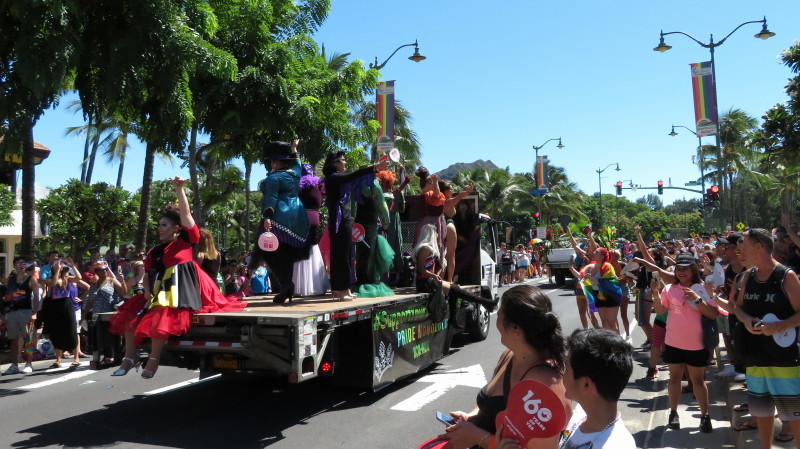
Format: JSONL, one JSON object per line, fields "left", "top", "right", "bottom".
{"left": 467, "top": 305, "right": 491, "bottom": 341}
{"left": 555, "top": 270, "right": 566, "bottom": 285}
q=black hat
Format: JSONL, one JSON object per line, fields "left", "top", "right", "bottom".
{"left": 716, "top": 237, "right": 729, "bottom": 245}
{"left": 262, "top": 141, "right": 296, "bottom": 161}
{"left": 675, "top": 254, "right": 697, "bottom": 266}
{"left": 726, "top": 233, "right": 742, "bottom": 246}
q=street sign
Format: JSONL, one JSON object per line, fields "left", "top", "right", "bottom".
{"left": 685, "top": 181, "right": 699, "bottom": 186}
{"left": 737, "top": 222, "right": 746, "bottom": 231}
{"left": 530, "top": 189, "right": 548, "bottom": 195}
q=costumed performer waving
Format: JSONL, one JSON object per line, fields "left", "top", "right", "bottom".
{"left": 109, "top": 177, "right": 247, "bottom": 379}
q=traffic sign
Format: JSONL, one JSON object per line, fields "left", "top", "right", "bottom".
{"left": 736, "top": 222, "right": 746, "bottom": 231}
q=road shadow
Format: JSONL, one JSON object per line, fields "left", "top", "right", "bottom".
{"left": 10, "top": 373, "right": 409, "bottom": 449}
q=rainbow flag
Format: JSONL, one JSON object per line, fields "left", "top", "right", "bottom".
{"left": 596, "top": 263, "right": 623, "bottom": 304}
{"left": 376, "top": 81, "right": 395, "bottom": 153}
{"left": 690, "top": 61, "right": 717, "bottom": 137}
{"left": 536, "top": 156, "right": 549, "bottom": 190}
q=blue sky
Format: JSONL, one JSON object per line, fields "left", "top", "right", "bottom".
{"left": 29, "top": 0, "right": 800, "bottom": 208}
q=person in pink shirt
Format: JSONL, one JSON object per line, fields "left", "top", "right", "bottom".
{"left": 653, "top": 254, "right": 719, "bottom": 433}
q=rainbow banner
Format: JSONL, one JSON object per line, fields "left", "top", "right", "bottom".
{"left": 376, "top": 81, "right": 395, "bottom": 153}
{"left": 536, "top": 156, "right": 549, "bottom": 190}
{"left": 690, "top": 61, "right": 717, "bottom": 137}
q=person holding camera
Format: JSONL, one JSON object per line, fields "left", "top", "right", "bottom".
{"left": 733, "top": 228, "right": 800, "bottom": 449}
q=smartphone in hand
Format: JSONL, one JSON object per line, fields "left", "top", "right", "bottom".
{"left": 436, "top": 411, "right": 455, "bottom": 426}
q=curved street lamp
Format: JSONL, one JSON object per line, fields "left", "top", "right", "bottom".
{"left": 596, "top": 163, "right": 620, "bottom": 227}
{"left": 654, "top": 18, "right": 774, "bottom": 225}
{"left": 670, "top": 124, "right": 706, "bottom": 195}
{"left": 531, "top": 137, "right": 564, "bottom": 186}
{"left": 369, "top": 40, "right": 426, "bottom": 70}
{"left": 653, "top": 18, "right": 774, "bottom": 222}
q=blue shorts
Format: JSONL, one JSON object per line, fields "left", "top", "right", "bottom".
{"left": 747, "top": 366, "right": 800, "bottom": 421}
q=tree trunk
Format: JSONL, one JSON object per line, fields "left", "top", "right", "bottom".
{"left": 85, "top": 130, "right": 101, "bottom": 184}
{"left": 188, "top": 124, "right": 203, "bottom": 225}
{"left": 20, "top": 121, "right": 36, "bottom": 260}
{"left": 134, "top": 142, "right": 156, "bottom": 251}
{"left": 81, "top": 114, "right": 92, "bottom": 183}
{"left": 245, "top": 160, "right": 252, "bottom": 246}
{"left": 115, "top": 132, "right": 127, "bottom": 188}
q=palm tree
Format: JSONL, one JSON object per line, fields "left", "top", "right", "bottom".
{"left": 697, "top": 108, "right": 758, "bottom": 223}
{"left": 451, "top": 168, "right": 531, "bottom": 220}
{"left": 351, "top": 99, "right": 422, "bottom": 169}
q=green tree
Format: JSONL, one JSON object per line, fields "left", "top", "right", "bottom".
{"left": 665, "top": 197, "right": 702, "bottom": 215}
{"left": 636, "top": 193, "right": 663, "bottom": 211}
{"left": 0, "top": 1, "right": 76, "bottom": 259}
{"left": 36, "top": 180, "right": 138, "bottom": 262}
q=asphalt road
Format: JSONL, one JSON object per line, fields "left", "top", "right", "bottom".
{"left": 0, "top": 279, "right": 703, "bottom": 449}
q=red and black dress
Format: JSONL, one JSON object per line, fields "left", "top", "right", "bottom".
{"left": 110, "top": 224, "right": 247, "bottom": 342}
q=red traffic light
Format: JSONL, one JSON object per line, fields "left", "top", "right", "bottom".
{"left": 533, "top": 212, "right": 540, "bottom": 218}
{"left": 615, "top": 181, "right": 623, "bottom": 187}
{"left": 710, "top": 185, "right": 719, "bottom": 193}
{"left": 657, "top": 180, "right": 664, "bottom": 187}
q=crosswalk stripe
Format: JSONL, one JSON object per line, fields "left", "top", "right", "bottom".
{"left": 19, "top": 368, "right": 96, "bottom": 390}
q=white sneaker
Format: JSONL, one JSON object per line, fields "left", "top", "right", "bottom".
{"left": 717, "top": 365, "right": 736, "bottom": 377}
{"left": 21, "top": 363, "right": 33, "bottom": 374}
{"left": 3, "top": 364, "right": 20, "bottom": 375}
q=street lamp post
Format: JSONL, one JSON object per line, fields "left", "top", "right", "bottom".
{"left": 531, "top": 137, "right": 564, "bottom": 189}
{"left": 654, "top": 18, "right": 775, "bottom": 225}
{"left": 531, "top": 138, "right": 564, "bottom": 225}
{"left": 669, "top": 125, "right": 706, "bottom": 195}
{"left": 369, "top": 40, "right": 426, "bottom": 70}
{"left": 596, "top": 163, "right": 620, "bottom": 228}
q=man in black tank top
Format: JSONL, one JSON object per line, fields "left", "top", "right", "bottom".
{"left": 733, "top": 228, "right": 800, "bottom": 444}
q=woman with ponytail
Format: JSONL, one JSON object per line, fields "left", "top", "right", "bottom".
{"left": 438, "top": 285, "right": 571, "bottom": 449}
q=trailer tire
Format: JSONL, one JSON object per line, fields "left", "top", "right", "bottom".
{"left": 467, "top": 305, "right": 490, "bottom": 341}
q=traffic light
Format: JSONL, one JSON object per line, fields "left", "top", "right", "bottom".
{"left": 657, "top": 180, "right": 664, "bottom": 195}
{"left": 533, "top": 212, "right": 541, "bottom": 226}
{"left": 709, "top": 185, "right": 720, "bottom": 201}
{"left": 615, "top": 181, "right": 623, "bottom": 195}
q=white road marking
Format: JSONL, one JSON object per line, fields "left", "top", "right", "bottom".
{"left": 142, "top": 374, "right": 221, "bottom": 396}
{"left": 391, "top": 364, "right": 486, "bottom": 411}
{"left": 20, "top": 368, "right": 96, "bottom": 390}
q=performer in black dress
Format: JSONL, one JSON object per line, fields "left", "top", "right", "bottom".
{"left": 322, "top": 151, "right": 389, "bottom": 301}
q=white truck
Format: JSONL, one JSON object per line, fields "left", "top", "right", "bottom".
{"left": 545, "top": 247, "right": 576, "bottom": 285}
{"left": 97, "top": 194, "right": 499, "bottom": 391}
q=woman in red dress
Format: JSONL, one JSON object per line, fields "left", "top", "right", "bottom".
{"left": 109, "top": 177, "right": 247, "bottom": 378}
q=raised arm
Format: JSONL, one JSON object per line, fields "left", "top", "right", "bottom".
{"left": 171, "top": 177, "right": 195, "bottom": 229}
{"left": 566, "top": 227, "right": 587, "bottom": 259}
{"left": 634, "top": 225, "right": 655, "bottom": 265}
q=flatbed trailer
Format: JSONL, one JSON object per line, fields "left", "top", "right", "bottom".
{"left": 96, "top": 193, "right": 499, "bottom": 391}
{"left": 122, "top": 285, "right": 488, "bottom": 390}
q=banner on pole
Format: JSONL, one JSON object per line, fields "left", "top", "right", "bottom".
{"left": 376, "top": 81, "right": 395, "bottom": 153}
{"left": 690, "top": 61, "right": 717, "bottom": 137}
{"left": 536, "top": 156, "right": 549, "bottom": 191}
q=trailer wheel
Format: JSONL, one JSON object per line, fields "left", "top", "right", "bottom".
{"left": 467, "top": 305, "right": 490, "bottom": 341}
{"left": 555, "top": 270, "right": 566, "bottom": 285}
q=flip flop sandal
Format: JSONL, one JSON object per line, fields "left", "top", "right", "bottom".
{"left": 776, "top": 432, "right": 795, "bottom": 443}
{"left": 734, "top": 403, "right": 749, "bottom": 412}
{"left": 733, "top": 422, "right": 757, "bottom": 431}
{"left": 48, "top": 362, "right": 62, "bottom": 369}
{"left": 68, "top": 361, "right": 81, "bottom": 369}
